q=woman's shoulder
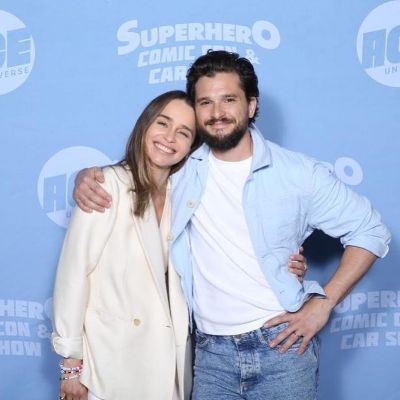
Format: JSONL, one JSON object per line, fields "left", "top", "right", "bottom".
{"left": 102, "top": 164, "right": 133, "bottom": 190}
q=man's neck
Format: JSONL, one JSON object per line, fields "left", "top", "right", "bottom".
{"left": 211, "top": 131, "right": 253, "bottom": 162}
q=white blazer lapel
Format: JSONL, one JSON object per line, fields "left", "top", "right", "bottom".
{"left": 133, "top": 203, "right": 171, "bottom": 318}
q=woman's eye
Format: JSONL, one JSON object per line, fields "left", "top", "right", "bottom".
{"left": 178, "top": 131, "right": 190, "bottom": 138}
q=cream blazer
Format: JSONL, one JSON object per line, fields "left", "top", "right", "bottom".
{"left": 52, "top": 166, "right": 191, "bottom": 400}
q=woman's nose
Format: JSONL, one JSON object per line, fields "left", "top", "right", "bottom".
{"left": 164, "top": 129, "right": 176, "bottom": 142}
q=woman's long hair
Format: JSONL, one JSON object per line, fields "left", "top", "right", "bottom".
{"left": 120, "top": 90, "right": 200, "bottom": 217}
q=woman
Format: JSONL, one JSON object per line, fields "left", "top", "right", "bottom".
{"left": 53, "top": 90, "right": 307, "bottom": 400}
{"left": 52, "top": 91, "right": 198, "bottom": 400}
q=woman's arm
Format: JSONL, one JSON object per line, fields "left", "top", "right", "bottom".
{"left": 52, "top": 168, "right": 119, "bottom": 357}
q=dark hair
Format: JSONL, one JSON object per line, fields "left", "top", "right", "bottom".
{"left": 119, "top": 90, "right": 200, "bottom": 217}
{"left": 186, "top": 50, "right": 259, "bottom": 124}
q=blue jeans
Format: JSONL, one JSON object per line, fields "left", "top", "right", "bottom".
{"left": 192, "top": 323, "right": 319, "bottom": 400}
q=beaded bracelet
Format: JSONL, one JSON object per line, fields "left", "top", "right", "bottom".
{"left": 59, "top": 360, "right": 83, "bottom": 382}
{"left": 59, "top": 361, "right": 83, "bottom": 373}
{"left": 60, "top": 373, "right": 80, "bottom": 381}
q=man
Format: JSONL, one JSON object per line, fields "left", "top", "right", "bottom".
{"left": 74, "top": 51, "right": 390, "bottom": 399}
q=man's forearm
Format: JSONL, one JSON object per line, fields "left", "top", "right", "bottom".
{"left": 323, "top": 245, "right": 378, "bottom": 309}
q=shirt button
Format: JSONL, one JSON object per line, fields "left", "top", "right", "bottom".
{"left": 132, "top": 318, "right": 141, "bottom": 327}
{"left": 187, "top": 200, "right": 195, "bottom": 208}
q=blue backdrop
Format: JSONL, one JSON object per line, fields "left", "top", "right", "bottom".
{"left": 1, "top": 1, "right": 399, "bottom": 398}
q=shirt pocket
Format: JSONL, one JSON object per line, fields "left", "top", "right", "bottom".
{"left": 260, "top": 196, "right": 305, "bottom": 246}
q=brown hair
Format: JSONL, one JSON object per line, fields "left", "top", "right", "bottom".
{"left": 119, "top": 90, "right": 200, "bottom": 217}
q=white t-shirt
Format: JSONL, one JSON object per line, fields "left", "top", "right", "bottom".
{"left": 190, "top": 152, "right": 284, "bottom": 335}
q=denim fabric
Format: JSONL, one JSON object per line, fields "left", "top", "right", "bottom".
{"left": 192, "top": 323, "right": 319, "bottom": 400}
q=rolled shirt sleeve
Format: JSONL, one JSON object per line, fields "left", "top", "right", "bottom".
{"left": 307, "top": 161, "right": 390, "bottom": 258}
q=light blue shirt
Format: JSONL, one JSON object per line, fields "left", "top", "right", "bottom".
{"left": 170, "top": 126, "right": 390, "bottom": 322}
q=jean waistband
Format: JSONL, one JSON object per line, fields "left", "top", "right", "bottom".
{"left": 196, "top": 322, "right": 288, "bottom": 341}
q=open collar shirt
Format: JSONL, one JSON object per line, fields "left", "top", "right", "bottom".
{"left": 169, "top": 126, "right": 390, "bottom": 324}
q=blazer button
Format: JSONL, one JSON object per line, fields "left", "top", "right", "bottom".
{"left": 167, "top": 233, "right": 174, "bottom": 241}
{"left": 187, "top": 200, "right": 195, "bottom": 208}
{"left": 132, "top": 318, "right": 141, "bottom": 327}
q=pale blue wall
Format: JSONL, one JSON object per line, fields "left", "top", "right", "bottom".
{"left": 1, "top": 1, "right": 399, "bottom": 398}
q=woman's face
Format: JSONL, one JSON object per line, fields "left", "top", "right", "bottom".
{"left": 145, "top": 99, "right": 196, "bottom": 172}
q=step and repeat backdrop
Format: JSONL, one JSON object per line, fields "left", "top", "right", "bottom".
{"left": 1, "top": 1, "right": 399, "bottom": 399}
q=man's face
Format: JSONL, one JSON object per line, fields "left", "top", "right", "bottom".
{"left": 194, "top": 72, "right": 256, "bottom": 151}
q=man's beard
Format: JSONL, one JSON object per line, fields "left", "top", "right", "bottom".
{"left": 197, "top": 118, "right": 248, "bottom": 151}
